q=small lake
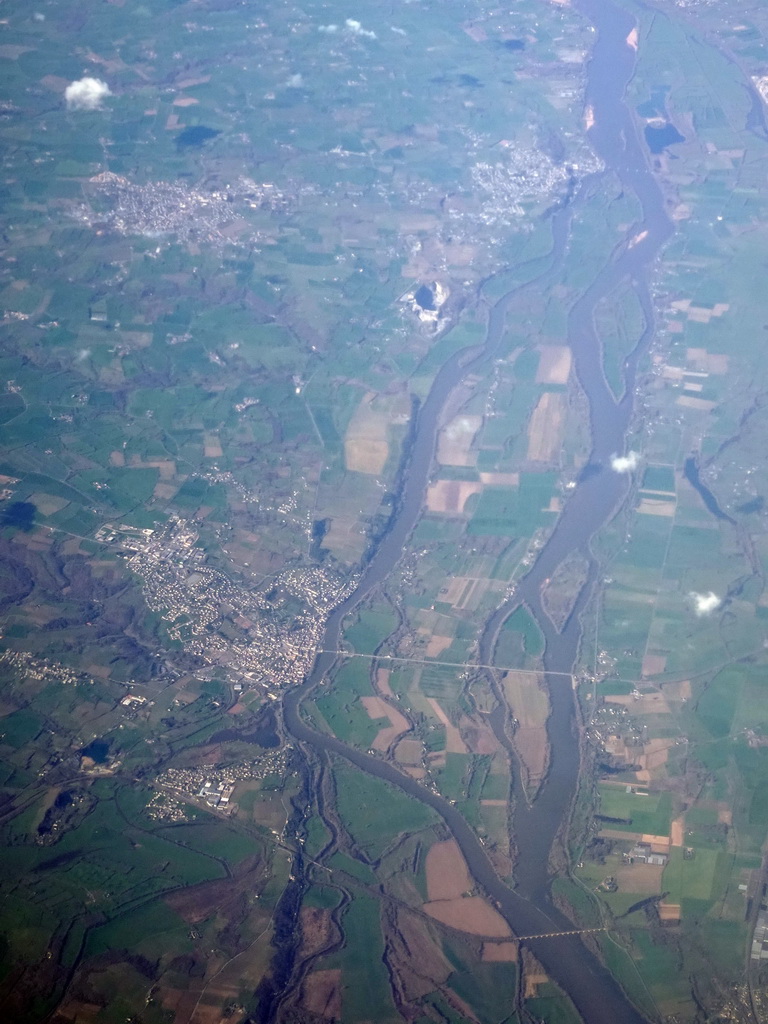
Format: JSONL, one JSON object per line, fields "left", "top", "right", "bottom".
{"left": 684, "top": 456, "right": 735, "bottom": 523}
{"left": 645, "top": 122, "right": 685, "bottom": 153}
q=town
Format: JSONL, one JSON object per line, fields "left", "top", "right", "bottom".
{"left": 106, "top": 515, "right": 357, "bottom": 696}
{"left": 73, "top": 171, "right": 291, "bottom": 251}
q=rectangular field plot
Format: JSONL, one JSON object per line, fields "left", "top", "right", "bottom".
{"left": 598, "top": 784, "right": 672, "bottom": 837}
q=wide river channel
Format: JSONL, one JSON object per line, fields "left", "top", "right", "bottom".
{"left": 283, "top": 0, "right": 673, "bottom": 1020}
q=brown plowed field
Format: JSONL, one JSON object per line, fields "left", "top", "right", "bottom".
{"left": 425, "top": 839, "right": 472, "bottom": 900}
{"left": 360, "top": 695, "right": 410, "bottom": 751}
{"left": 424, "top": 896, "right": 511, "bottom": 937}
{"left": 301, "top": 969, "right": 342, "bottom": 1019}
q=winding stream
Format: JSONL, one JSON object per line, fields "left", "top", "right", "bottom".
{"left": 282, "top": 0, "right": 674, "bottom": 1020}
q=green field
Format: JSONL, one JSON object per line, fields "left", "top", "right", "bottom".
{"left": 332, "top": 761, "right": 437, "bottom": 861}
{"left": 598, "top": 786, "right": 673, "bottom": 837}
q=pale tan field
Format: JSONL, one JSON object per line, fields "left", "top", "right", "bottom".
{"left": 599, "top": 828, "right": 671, "bottom": 849}
{"left": 479, "top": 471, "right": 519, "bottom": 486}
{"left": 402, "top": 234, "right": 478, "bottom": 278}
{"left": 605, "top": 692, "right": 671, "bottom": 715}
{"left": 425, "top": 840, "right": 473, "bottom": 900}
{"left": 637, "top": 497, "right": 675, "bottom": 516}
{"left": 154, "top": 482, "right": 179, "bottom": 500}
{"left": 426, "top": 698, "right": 468, "bottom": 753}
{"left": 177, "top": 75, "right": 212, "bottom": 89}
{"left": 344, "top": 392, "right": 390, "bottom": 474}
{"left": 424, "top": 897, "right": 511, "bottom": 937}
{"left": 360, "top": 695, "right": 410, "bottom": 751}
{"left": 523, "top": 955, "right": 548, "bottom": 1000}
{"left": 436, "top": 414, "right": 483, "bottom": 466}
{"left": 676, "top": 395, "right": 716, "bottom": 411}
{"left": 345, "top": 437, "right": 389, "bottom": 475}
{"left": 126, "top": 455, "right": 176, "bottom": 478}
{"left": 425, "top": 478, "right": 483, "bottom": 514}
{"left": 526, "top": 391, "right": 566, "bottom": 462}
{"left": 663, "top": 679, "right": 691, "bottom": 701}
{"left": 614, "top": 862, "right": 665, "bottom": 893}
{"left": 440, "top": 576, "right": 473, "bottom": 605}
{"left": 686, "top": 347, "right": 728, "bottom": 374}
{"left": 28, "top": 492, "right": 69, "bottom": 516}
{"left": 459, "top": 717, "right": 499, "bottom": 755}
{"left": 439, "top": 576, "right": 499, "bottom": 613}
{"left": 641, "top": 654, "right": 667, "bottom": 676}
{"left": 501, "top": 672, "right": 550, "bottom": 794}
{"left": 321, "top": 517, "right": 366, "bottom": 563}
{"left": 536, "top": 345, "right": 572, "bottom": 385}
{"left": 360, "top": 695, "right": 389, "bottom": 721}
{"left": 375, "top": 668, "right": 395, "bottom": 698}
{"left": 120, "top": 330, "right": 152, "bottom": 347}
{"left": 638, "top": 737, "right": 677, "bottom": 771}
{"left": 203, "top": 433, "right": 223, "bottom": 458}
{"left": 659, "top": 903, "right": 681, "bottom": 922}
{"left": 671, "top": 301, "right": 729, "bottom": 325}
{"left": 426, "top": 634, "right": 453, "bottom": 657}
{"left": 395, "top": 738, "right": 424, "bottom": 765}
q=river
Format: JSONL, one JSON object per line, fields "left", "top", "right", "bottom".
{"left": 282, "top": 0, "right": 673, "bottom": 1020}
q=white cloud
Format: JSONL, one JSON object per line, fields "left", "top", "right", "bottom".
{"left": 319, "top": 19, "right": 376, "bottom": 40}
{"left": 345, "top": 18, "right": 376, "bottom": 39}
{"left": 391, "top": 26, "right": 408, "bottom": 36}
{"left": 64, "top": 77, "right": 111, "bottom": 111}
{"left": 285, "top": 73, "right": 304, "bottom": 88}
{"left": 690, "top": 591, "right": 721, "bottom": 617}
{"left": 610, "top": 451, "right": 640, "bottom": 474}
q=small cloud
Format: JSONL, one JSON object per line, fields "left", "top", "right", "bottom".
{"left": 320, "top": 19, "right": 376, "bottom": 40}
{"left": 76, "top": 348, "right": 91, "bottom": 362}
{"left": 345, "top": 18, "right": 376, "bottom": 39}
{"left": 391, "top": 26, "right": 408, "bottom": 36}
{"left": 64, "top": 77, "right": 111, "bottom": 111}
{"left": 33, "top": 12, "right": 45, "bottom": 21}
{"left": 690, "top": 591, "right": 721, "bottom": 617}
{"left": 285, "top": 73, "right": 304, "bottom": 88}
{"left": 610, "top": 451, "right": 640, "bottom": 474}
